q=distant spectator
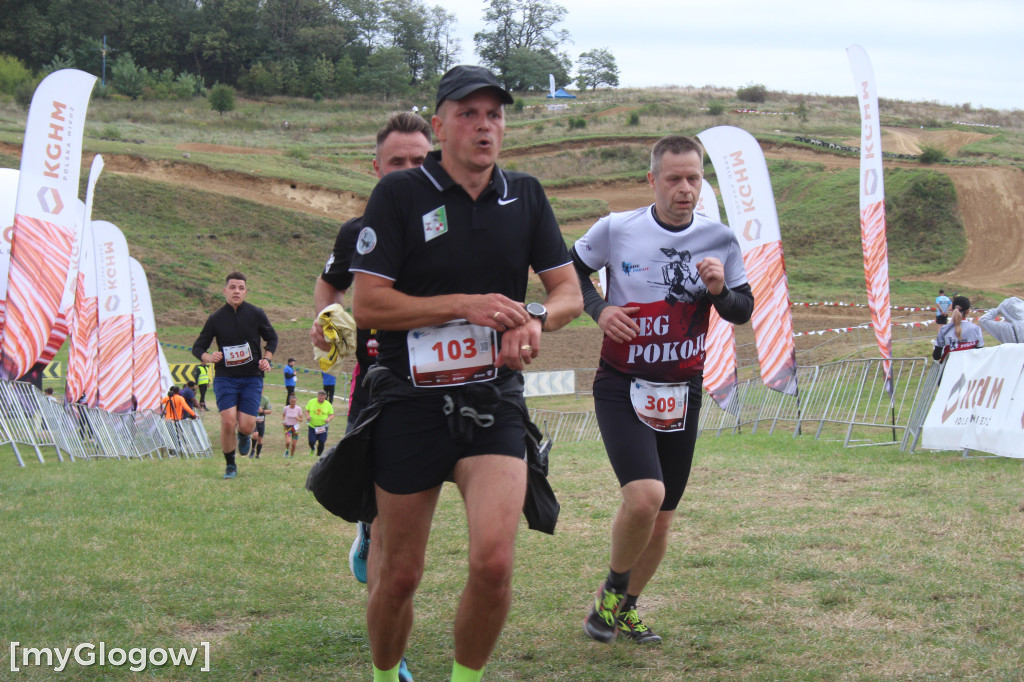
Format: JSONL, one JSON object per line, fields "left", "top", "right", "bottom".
{"left": 978, "top": 297, "right": 1024, "bottom": 344}
{"left": 321, "top": 371, "right": 337, "bottom": 403}
{"left": 162, "top": 386, "right": 197, "bottom": 421}
{"left": 933, "top": 295, "right": 984, "bottom": 361}
{"left": 283, "top": 358, "right": 297, "bottom": 402}
{"left": 935, "top": 289, "right": 952, "bottom": 326}
{"left": 180, "top": 381, "right": 198, "bottom": 410}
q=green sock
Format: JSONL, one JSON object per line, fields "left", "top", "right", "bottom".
{"left": 451, "top": 660, "right": 485, "bottom": 682}
{"left": 372, "top": 662, "right": 400, "bottom": 682}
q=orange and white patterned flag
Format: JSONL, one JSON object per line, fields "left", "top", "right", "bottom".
{"left": 1, "top": 69, "right": 96, "bottom": 380}
{"left": 130, "top": 257, "right": 161, "bottom": 411}
{"left": 848, "top": 45, "right": 894, "bottom": 397}
{"left": 699, "top": 126, "right": 797, "bottom": 396}
{"left": 92, "top": 221, "right": 134, "bottom": 412}
{"left": 696, "top": 179, "right": 739, "bottom": 409}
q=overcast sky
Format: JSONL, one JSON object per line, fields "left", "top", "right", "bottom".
{"left": 442, "top": 0, "right": 1023, "bottom": 111}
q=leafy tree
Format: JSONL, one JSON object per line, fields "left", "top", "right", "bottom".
{"left": 208, "top": 82, "right": 236, "bottom": 114}
{"left": 111, "top": 53, "right": 147, "bottom": 99}
{"left": 423, "top": 6, "right": 461, "bottom": 75}
{"left": 737, "top": 83, "right": 767, "bottom": 103}
{"left": 504, "top": 47, "right": 569, "bottom": 91}
{"left": 474, "top": 0, "right": 571, "bottom": 88}
{"left": 0, "top": 54, "right": 35, "bottom": 96}
{"left": 334, "top": 55, "right": 358, "bottom": 94}
{"left": 575, "top": 48, "right": 618, "bottom": 90}
{"left": 359, "top": 47, "right": 412, "bottom": 99}
{"left": 304, "top": 55, "right": 336, "bottom": 98}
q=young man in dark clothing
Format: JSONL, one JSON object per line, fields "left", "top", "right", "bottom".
{"left": 192, "top": 272, "right": 278, "bottom": 478}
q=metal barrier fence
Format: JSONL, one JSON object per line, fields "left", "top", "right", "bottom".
{"left": 5, "top": 357, "right": 941, "bottom": 463}
{"left": 530, "top": 357, "right": 936, "bottom": 448}
{"left": 0, "top": 381, "right": 213, "bottom": 466}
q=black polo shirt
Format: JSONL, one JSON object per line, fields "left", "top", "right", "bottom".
{"left": 349, "top": 150, "right": 570, "bottom": 381}
{"left": 321, "top": 216, "right": 361, "bottom": 292}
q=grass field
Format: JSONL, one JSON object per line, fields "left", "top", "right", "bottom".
{"left": 3, "top": 435, "right": 1023, "bottom": 680}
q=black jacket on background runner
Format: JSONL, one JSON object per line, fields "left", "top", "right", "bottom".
{"left": 191, "top": 302, "right": 278, "bottom": 377}
{"left": 322, "top": 216, "right": 378, "bottom": 413}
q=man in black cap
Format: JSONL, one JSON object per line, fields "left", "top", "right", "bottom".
{"left": 349, "top": 65, "right": 582, "bottom": 682}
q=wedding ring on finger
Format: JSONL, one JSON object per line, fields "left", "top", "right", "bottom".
{"left": 520, "top": 345, "right": 532, "bottom": 352}
{"left": 494, "top": 311, "right": 501, "bottom": 321}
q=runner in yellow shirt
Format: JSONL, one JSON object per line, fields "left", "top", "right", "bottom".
{"left": 304, "top": 390, "right": 334, "bottom": 457}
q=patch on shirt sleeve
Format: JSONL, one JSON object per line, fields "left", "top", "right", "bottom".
{"left": 356, "top": 227, "right": 377, "bottom": 254}
{"left": 422, "top": 205, "right": 449, "bottom": 242}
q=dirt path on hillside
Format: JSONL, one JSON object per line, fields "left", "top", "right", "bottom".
{"left": 2, "top": 128, "right": 1020, "bottom": 293}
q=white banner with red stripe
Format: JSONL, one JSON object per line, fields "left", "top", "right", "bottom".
{"left": 698, "top": 125, "right": 797, "bottom": 396}
{"left": 65, "top": 156, "right": 105, "bottom": 405}
{"left": 1, "top": 69, "right": 96, "bottom": 380}
{"left": 696, "top": 178, "right": 738, "bottom": 409}
{"left": 39, "top": 155, "right": 103, "bottom": 365}
{"left": 130, "top": 257, "right": 162, "bottom": 411}
{"left": 92, "top": 220, "right": 134, "bottom": 412}
{"left": 158, "top": 345, "right": 173, "bottom": 395}
{"left": 0, "top": 168, "right": 18, "bottom": 328}
{"left": 848, "top": 45, "right": 894, "bottom": 397}
{"left": 921, "top": 346, "right": 1024, "bottom": 458}
{"left": 66, "top": 219, "right": 99, "bottom": 405}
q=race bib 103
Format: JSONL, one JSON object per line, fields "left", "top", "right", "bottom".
{"left": 408, "top": 320, "right": 497, "bottom": 387}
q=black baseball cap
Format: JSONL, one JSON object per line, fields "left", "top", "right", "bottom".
{"left": 435, "top": 65, "right": 513, "bottom": 110}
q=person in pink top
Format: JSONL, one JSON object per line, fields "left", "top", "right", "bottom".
{"left": 280, "top": 393, "right": 304, "bottom": 457}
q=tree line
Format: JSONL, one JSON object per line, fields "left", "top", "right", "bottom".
{"left": 0, "top": 0, "right": 619, "bottom": 101}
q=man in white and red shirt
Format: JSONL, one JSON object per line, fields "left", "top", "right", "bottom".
{"left": 574, "top": 135, "right": 753, "bottom": 645}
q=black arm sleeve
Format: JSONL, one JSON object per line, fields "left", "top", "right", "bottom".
{"left": 709, "top": 283, "right": 754, "bottom": 325}
{"left": 191, "top": 318, "right": 215, "bottom": 361}
{"left": 571, "top": 246, "right": 610, "bottom": 323}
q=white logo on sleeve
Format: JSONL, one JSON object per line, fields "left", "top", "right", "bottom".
{"left": 422, "top": 205, "right": 449, "bottom": 242}
{"left": 356, "top": 227, "right": 377, "bottom": 254}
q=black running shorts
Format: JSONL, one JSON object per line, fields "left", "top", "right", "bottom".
{"left": 592, "top": 367, "right": 701, "bottom": 511}
{"left": 370, "top": 393, "right": 526, "bottom": 495}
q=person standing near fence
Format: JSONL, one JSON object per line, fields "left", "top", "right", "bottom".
{"left": 161, "top": 386, "right": 196, "bottom": 421}
{"left": 978, "top": 296, "right": 1024, "bottom": 344}
{"left": 935, "top": 289, "right": 952, "bottom": 326}
{"left": 192, "top": 271, "right": 278, "bottom": 479}
{"left": 933, "top": 295, "right": 984, "bottom": 361}
{"left": 573, "top": 134, "right": 753, "bottom": 645}
{"left": 321, "top": 371, "right": 337, "bottom": 403}
{"left": 283, "top": 358, "right": 297, "bottom": 403}
{"left": 193, "top": 362, "right": 211, "bottom": 410}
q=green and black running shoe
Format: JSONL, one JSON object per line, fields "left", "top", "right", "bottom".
{"left": 617, "top": 607, "right": 662, "bottom": 644}
{"left": 583, "top": 583, "right": 625, "bottom": 643}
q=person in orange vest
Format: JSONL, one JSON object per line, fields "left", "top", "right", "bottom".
{"left": 161, "top": 386, "right": 197, "bottom": 421}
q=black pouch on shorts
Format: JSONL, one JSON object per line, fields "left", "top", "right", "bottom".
{"left": 305, "top": 412, "right": 378, "bottom": 524}
{"left": 522, "top": 417, "right": 559, "bottom": 534}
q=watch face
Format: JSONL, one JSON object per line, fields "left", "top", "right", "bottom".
{"left": 526, "top": 302, "right": 546, "bottom": 316}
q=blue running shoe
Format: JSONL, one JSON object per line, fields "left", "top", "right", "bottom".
{"left": 237, "top": 431, "right": 252, "bottom": 456}
{"left": 349, "top": 521, "right": 371, "bottom": 584}
{"left": 223, "top": 464, "right": 237, "bottom": 479}
{"left": 398, "top": 657, "right": 413, "bottom": 682}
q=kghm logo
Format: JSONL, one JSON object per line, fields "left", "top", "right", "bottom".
{"left": 620, "top": 261, "right": 648, "bottom": 276}
{"left": 37, "top": 186, "right": 63, "bottom": 215}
